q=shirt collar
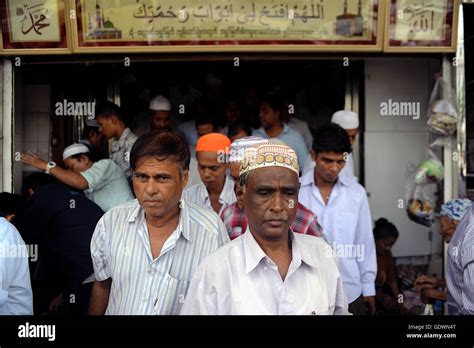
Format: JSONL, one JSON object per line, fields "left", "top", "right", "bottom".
{"left": 127, "top": 199, "right": 192, "bottom": 243}
{"left": 290, "top": 231, "right": 317, "bottom": 269}
{"left": 243, "top": 227, "right": 316, "bottom": 273}
{"left": 299, "top": 168, "right": 351, "bottom": 188}
{"left": 200, "top": 175, "right": 235, "bottom": 204}
{"left": 117, "top": 127, "right": 131, "bottom": 145}
{"left": 257, "top": 124, "right": 289, "bottom": 137}
{"left": 243, "top": 228, "right": 268, "bottom": 274}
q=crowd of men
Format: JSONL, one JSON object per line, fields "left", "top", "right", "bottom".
{"left": 0, "top": 90, "right": 473, "bottom": 316}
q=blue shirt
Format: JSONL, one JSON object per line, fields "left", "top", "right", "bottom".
{"left": 0, "top": 218, "right": 33, "bottom": 315}
{"left": 253, "top": 124, "right": 309, "bottom": 170}
{"left": 81, "top": 159, "right": 134, "bottom": 212}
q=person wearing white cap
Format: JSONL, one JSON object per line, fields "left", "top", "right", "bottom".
{"left": 21, "top": 143, "right": 134, "bottom": 212}
{"left": 132, "top": 95, "right": 172, "bottom": 137}
{"left": 302, "top": 110, "right": 359, "bottom": 180}
{"left": 149, "top": 95, "right": 172, "bottom": 131}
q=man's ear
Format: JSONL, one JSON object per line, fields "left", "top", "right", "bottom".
{"left": 6, "top": 214, "right": 15, "bottom": 222}
{"left": 181, "top": 169, "right": 189, "bottom": 189}
{"left": 310, "top": 150, "right": 317, "bottom": 162}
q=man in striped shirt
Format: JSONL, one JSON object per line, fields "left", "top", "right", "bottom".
{"left": 89, "top": 130, "right": 230, "bottom": 315}
{"left": 415, "top": 199, "right": 474, "bottom": 314}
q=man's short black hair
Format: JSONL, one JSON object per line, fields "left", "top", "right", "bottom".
{"left": 312, "top": 123, "right": 352, "bottom": 155}
{"left": 0, "top": 192, "right": 24, "bottom": 218}
{"left": 130, "top": 130, "right": 190, "bottom": 176}
{"left": 81, "top": 125, "right": 99, "bottom": 139}
{"left": 95, "top": 101, "right": 125, "bottom": 123}
{"left": 21, "top": 172, "right": 55, "bottom": 199}
{"left": 260, "top": 93, "right": 284, "bottom": 114}
{"left": 227, "top": 121, "right": 252, "bottom": 139}
{"left": 195, "top": 114, "right": 218, "bottom": 130}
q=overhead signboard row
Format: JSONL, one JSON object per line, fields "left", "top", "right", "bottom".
{"left": 0, "top": 0, "right": 459, "bottom": 55}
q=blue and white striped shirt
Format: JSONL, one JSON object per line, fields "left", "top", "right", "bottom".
{"left": 446, "top": 205, "right": 474, "bottom": 315}
{"left": 182, "top": 176, "right": 236, "bottom": 216}
{"left": 90, "top": 199, "right": 230, "bottom": 315}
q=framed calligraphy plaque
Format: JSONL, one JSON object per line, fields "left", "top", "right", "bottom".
{"left": 0, "top": 0, "right": 71, "bottom": 54}
{"left": 384, "top": 0, "right": 459, "bottom": 52}
{"left": 71, "top": 0, "right": 385, "bottom": 53}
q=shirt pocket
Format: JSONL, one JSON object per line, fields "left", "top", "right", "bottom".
{"left": 162, "top": 275, "right": 191, "bottom": 315}
{"left": 335, "top": 211, "right": 357, "bottom": 245}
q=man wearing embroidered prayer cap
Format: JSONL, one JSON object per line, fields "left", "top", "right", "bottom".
{"left": 221, "top": 137, "right": 325, "bottom": 240}
{"left": 182, "top": 142, "right": 349, "bottom": 315}
{"left": 182, "top": 133, "right": 236, "bottom": 215}
{"left": 21, "top": 143, "right": 134, "bottom": 212}
{"left": 415, "top": 199, "right": 474, "bottom": 314}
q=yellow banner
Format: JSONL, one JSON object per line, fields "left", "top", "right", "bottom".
{"left": 80, "top": 0, "right": 378, "bottom": 43}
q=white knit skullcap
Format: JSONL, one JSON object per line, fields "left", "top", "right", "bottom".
{"left": 331, "top": 110, "right": 359, "bottom": 129}
{"left": 63, "top": 143, "right": 90, "bottom": 160}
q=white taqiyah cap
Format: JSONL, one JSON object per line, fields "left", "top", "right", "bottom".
{"left": 149, "top": 95, "right": 171, "bottom": 111}
{"left": 63, "top": 143, "right": 90, "bottom": 160}
{"left": 331, "top": 110, "right": 359, "bottom": 129}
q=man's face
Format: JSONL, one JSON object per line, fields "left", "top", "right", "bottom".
{"left": 197, "top": 151, "right": 228, "bottom": 192}
{"left": 151, "top": 111, "right": 170, "bottom": 130}
{"left": 439, "top": 216, "right": 458, "bottom": 243}
{"left": 229, "top": 129, "right": 249, "bottom": 143}
{"left": 133, "top": 156, "right": 188, "bottom": 219}
{"left": 346, "top": 128, "right": 359, "bottom": 145}
{"left": 64, "top": 156, "right": 89, "bottom": 173}
{"left": 375, "top": 236, "right": 397, "bottom": 256}
{"left": 313, "top": 151, "right": 346, "bottom": 183}
{"left": 259, "top": 102, "right": 280, "bottom": 129}
{"left": 196, "top": 123, "right": 215, "bottom": 138}
{"left": 96, "top": 116, "right": 116, "bottom": 139}
{"left": 243, "top": 167, "right": 298, "bottom": 241}
{"left": 225, "top": 101, "right": 240, "bottom": 124}
{"left": 89, "top": 129, "right": 104, "bottom": 149}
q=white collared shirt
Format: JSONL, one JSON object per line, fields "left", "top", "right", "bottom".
{"left": 0, "top": 218, "right": 33, "bottom": 315}
{"left": 181, "top": 229, "right": 350, "bottom": 315}
{"left": 298, "top": 170, "right": 376, "bottom": 303}
{"left": 90, "top": 199, "right": 230, "bottom": 315}
{"left": 182, "top": 176, "right": 236, "bottom": 215}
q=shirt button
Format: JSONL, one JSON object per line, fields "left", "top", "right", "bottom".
{"left": 288, "top": 294, "right": 294, "bottom": 303}
{"left": 263, "top": 266, "right": 268, "bottom": 271}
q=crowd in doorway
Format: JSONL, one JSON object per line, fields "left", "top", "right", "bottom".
{"left": 0, "top": 83, "right": 473, "bottom": 316}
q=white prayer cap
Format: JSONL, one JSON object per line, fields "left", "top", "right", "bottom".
{"left": 331, "top": 110, "right": 359, "bottom": 129}
{"left": 229, "top": 136, "right": 268, "bottom": 163}
{"left": 63, "top": 143, "right": 90, "bottom": 160}
{"left": 149, "top": 95, "right": 171, "bottom": 111}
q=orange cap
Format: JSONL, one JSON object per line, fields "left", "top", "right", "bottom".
{"left": 196, "top": 133, "right": 231, "bottom": 154}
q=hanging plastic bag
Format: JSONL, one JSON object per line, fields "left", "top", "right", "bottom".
{"left": 405, "top": 151, "right": 443, "bottom": 227}
{"left": 426, "top": 78, "right": 458, "bottom": 136}
{"left": 414, "top": 150, "right": 444, "bottom": 185}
